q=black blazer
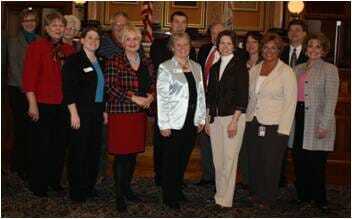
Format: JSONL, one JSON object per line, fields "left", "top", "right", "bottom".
{"left": 62, "top": 50, "right": 105, "bottom": 112}
{"left": 280, "top": 45, "right": 308, "bottom": 66}
{"left": 197, "top": 42, "right": 213, "bottom": 73}
{"left": 206, "top": 54, "right": 249, "bottom": 123}
{"left": 150, "top": 34, "right": 197, "bottom": 69}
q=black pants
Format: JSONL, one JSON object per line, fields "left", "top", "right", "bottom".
{"left": 153, "top": 123, "right": 163, "bottom": 184}
{"left": 113, "top": 154, "right": 137, "bottom": 199}
{"left": 198, "top": 131, "right": 215, "bottom": 181}
{"left": 68, "top": 109, "right": 103, "bottom": 200}
{"left": 244, "top": 118, "right": 288, "bottom": 203}
{"left": 160, "top": 123, "right": 197, "bottom": 203}
{"left": 292, "top": 102, "right": 328, "bottom": 205}
{"left": 8, "top": 86, "right": 31, "bottom": 178}
{"left": 29, "top": 103, "right": 67, "bottom": 194}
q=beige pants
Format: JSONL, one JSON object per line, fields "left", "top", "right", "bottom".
{"left": 209, "top": 114, "right": 246, "bottom": 207}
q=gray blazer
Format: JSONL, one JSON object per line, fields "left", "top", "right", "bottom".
{"left": 288, "top": 59, "right": 340, "bottom": 151}
{"left": 7, "top": 31, "right": 39, "bottom": 89}
{"left": 157, "top": 57, "right": 206, "bottom": 130}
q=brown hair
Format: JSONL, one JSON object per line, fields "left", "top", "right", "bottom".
{"left": 80, "top": 26, "right": 100, "bottom": 39}
{"left": 245, "top": 31, "right": 263, "bottom": 52}
{"left": 19, "top": 8, "right": 38, "bottom": 23}
{"left": 288, "top": 19, "right": 307, "bottom": 32}
{"left": 306, "top": 32, "right": 330, "bottom": 56}
{"left": 43, "top": 12, "right": 66, "bottom": 27}
{"left": 216, "top": 30, "right": 237, "bottom": 49}
{"left": 261, "top": 33, "right": 284, "bottom": 55}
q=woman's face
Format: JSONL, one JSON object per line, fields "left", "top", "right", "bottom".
{"left": 218, "top": 35, "right": 234, "bottom": 56}
{"left": 123, "top": 31, "right": 141, "bottom": 53}
{"left": 246, "top": 35, "right": 259, "bottom": 55}
{"left": 307, "top": 39, "right": 323, "bottom": 61}
{"left": 21, "top": 14, "right": 37, "bottom": 33}
{"left": 172, "top": 37, "right": 190, "bottom": 59}
{"left": 262, "top": 40, "right": 280, "bottom": 62}
{"left": 45, "top": 18, "right": 65, "bottom": 40}
{"left": 64, "top": 22, "right": 79, "bottom": 41}
{"left": 81, "top": 30, "right": 100, "bottom": 52}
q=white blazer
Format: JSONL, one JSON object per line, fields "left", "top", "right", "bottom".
{"left": 246, "top": 59, "right": 297, "bottom": 135}
{"left": 157, "top": 57, "right": 206, "bottom": 130}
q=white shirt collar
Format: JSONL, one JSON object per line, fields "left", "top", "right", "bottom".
{"left": 290, "top": 44, "right": 302, "bottom": 55}
{"left": 221, "top": 53, "right": 234, "bottom": 63}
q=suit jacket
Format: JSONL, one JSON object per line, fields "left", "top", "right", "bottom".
{"left": 206, "top": 54, "right": 249, "bottom": 123}
{"left": 62, "top": 49, "right": 105, "bottom": 113}
{"left": 246, "top": 59, "right": 297, "bottom": 135}
{"left": 281, "top": 45, "right": 308, "bottom": 66}
{"left": 288, "top": 59, "right": 339, "bottom": 151}
{"left": 7, "top": 30, "right": 39, "bottom": 88}
{"left": 150, "top": 34, "right": 197, "bottom": 69}
{"left": 197, "top": 42, "right": 213, "bottom": 73}
{"left": 157, "top": 57, "right": 206, "bottom": 130}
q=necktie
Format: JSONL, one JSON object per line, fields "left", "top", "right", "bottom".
{"left": 290, "top": 48, "right": 297, "bottom": 68}
{"left": 204, "top": 49, "right": 217, "bottom": 88}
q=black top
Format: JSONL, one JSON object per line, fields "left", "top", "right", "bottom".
{"left": 62, "top": 50, "right": 105, "bottom": 113}
{"left": 137, "top": 63, "right": 151, "bottom": 97}
{"left": 184, "top": 72, "right": 197, "bottom": 127}
{"left": 150, "top": 35, "right": 197, "bottom": 69}
{"left": 206, "top": 54, "right": 249, "bottom": 123}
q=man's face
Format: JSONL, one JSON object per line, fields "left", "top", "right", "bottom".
{"left": 112, "top": 15, "right": 128, "bottom": 42}
{"left": 210, "top": 24, "right": 224, "bottom": 45}
{"left": 170, "top": 15, "right": 187, "bottom": 34}
{"left": 288, "top": 24, "right": 306, "bottom": 45}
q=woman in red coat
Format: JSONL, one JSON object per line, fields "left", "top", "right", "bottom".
{"left": 22, "top": 12, "right": 75, "bottom": 197}
{"left": 105, "top": 23, "right": 155, "bottom": 212}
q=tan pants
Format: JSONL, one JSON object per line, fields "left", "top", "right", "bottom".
{"left": 209, "top": 114, "right": 246, "bottom": 207}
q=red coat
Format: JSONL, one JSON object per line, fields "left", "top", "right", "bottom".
{"left": 22, "top": 37, "right": 75, "bottom": 104}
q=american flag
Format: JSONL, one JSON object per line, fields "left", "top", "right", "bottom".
{"left": 141, "top": 2, "right": 153, "bottom": 43}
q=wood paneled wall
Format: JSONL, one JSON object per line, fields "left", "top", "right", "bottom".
{"left": 87, "top": 1, "right": 283, "bottom": 34}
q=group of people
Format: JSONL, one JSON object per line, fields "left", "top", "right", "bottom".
{"left": 7, "top": 8, "right": 339, "bottom": 214}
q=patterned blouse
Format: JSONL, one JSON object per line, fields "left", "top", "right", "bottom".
{"left": 105, "top": 54, "right": 155, "bottom": 113}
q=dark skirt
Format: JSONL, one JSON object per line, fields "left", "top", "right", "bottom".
{"left": 107, "top": 112, "right": 147, "bottom": 155}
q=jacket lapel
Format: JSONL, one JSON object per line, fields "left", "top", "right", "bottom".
{"left": 219, "top": 56, "right": 235, "bottom": 83}
{"left": 258, "top": 60, "right": 282, "bottom": 91}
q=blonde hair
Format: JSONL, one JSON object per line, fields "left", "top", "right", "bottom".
{"left": 64, "top": 15, "right": 81, "bottom": 32}
{"left": 168, "top": 32, "right": 191, "bottom": 50}
{"left": 121, "top": 23, "right": 142, "bottom": 44}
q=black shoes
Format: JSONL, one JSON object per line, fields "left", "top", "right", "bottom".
{"left": 33, "top": 191, "right": 48, "bottom": 198}
{"left": 206, "top": 197, "right": 215, "bottom": 204}
{"left": 125, "top": 191, "right": 141, "bottom": 203}
{"left": 116, "top": 197, "right": 127, "bottom": 212}
{"left": 195, "top": 179, "right": 215, "bottom": 187}
{"left": 87, "top": 188, "right": 99, "bottom": 198}
{"left": 164, "top": 201, "right": 180, "bottom": 210}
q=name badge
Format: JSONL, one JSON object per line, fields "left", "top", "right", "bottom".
{"left": 258, "top": 126, "right": 266, "bottom": 137}
{"left": 83, "top": 67, "right": 94, "bottom": 73}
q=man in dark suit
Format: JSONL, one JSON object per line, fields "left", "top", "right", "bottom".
{"left": 150, "top": 11, "right": 196, "bottom": 186}
{"left": 195, "top": 22, "right": 224, "bottom": 187}
{"left": 281, "top": 19, "right": 308, "bottom": 67}
{"left": 280, "top": 19, "right": 308, "bottom": 188}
